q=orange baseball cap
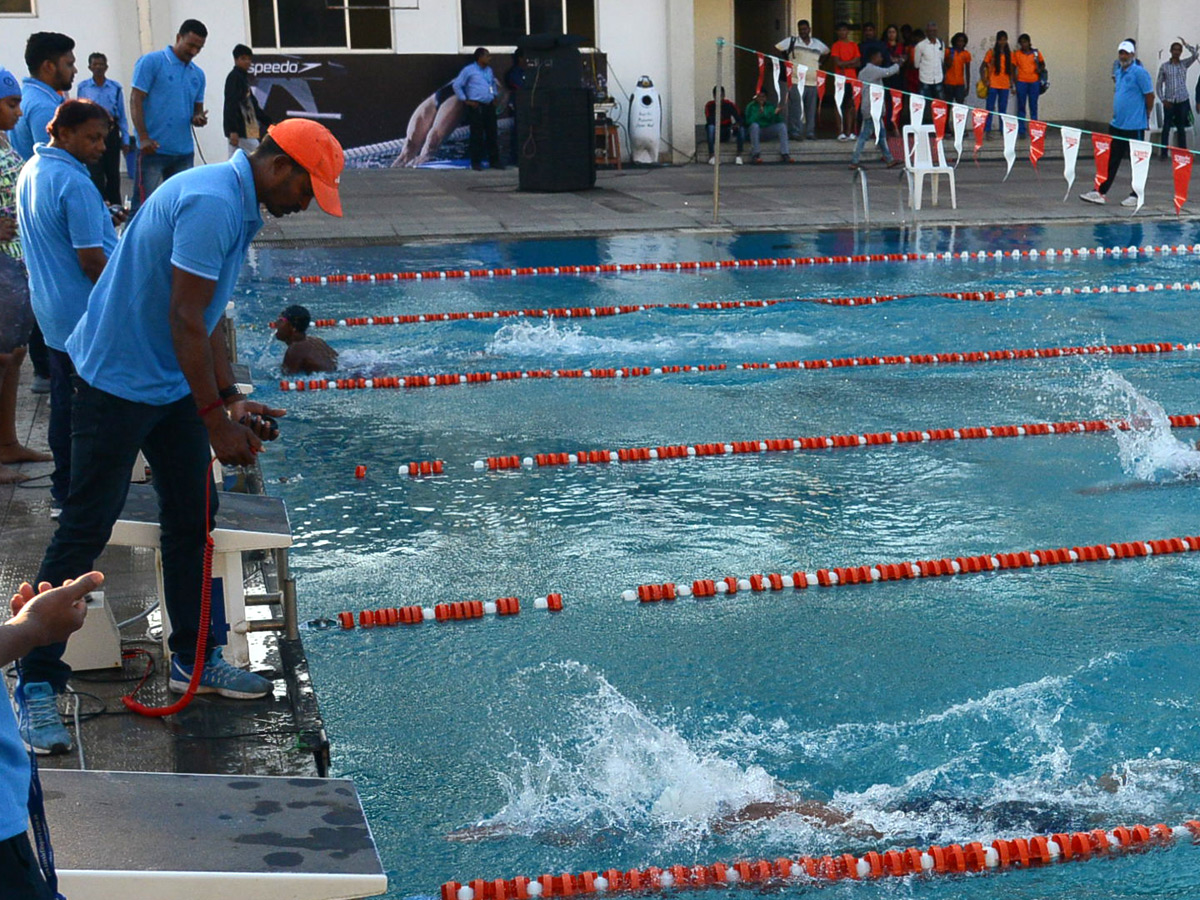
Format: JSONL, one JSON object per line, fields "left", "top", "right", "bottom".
{"left": 267, "top": 119, "right": 345, "bottom": 217}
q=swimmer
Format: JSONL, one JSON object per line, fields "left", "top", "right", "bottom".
{"left": 274, "top": 304, "right": 338, "bottom": 374}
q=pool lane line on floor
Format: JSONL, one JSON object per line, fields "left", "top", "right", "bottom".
{"left": 441, "top": 821, "right": 1199, "bottom": 898}
{"left": 625, "top": 534, "right": 1200, "bottom": 603}
{"left": 470, "top": 412, "right": 1200, "bottom": 473}
{"left": 282, "top": 280, "right": 1200, "bottom": 330}
{"left": 279, "top": 341, "right": 1191, "bottom": 394}
{"left": 285, "top": 242, "right": 1200, "bottom": 286}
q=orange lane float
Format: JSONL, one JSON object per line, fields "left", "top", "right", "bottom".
{"left": 404, "top": 460, "right": 445, "bottom": 477}
{"left": 338, "top": 593, "right": 563, "bottom": 631}
{"left": 285, "top": 243, "right": 1200, "bottom": 286}
{"left": 619, "top": 534, "right": 1200, "bottom": 602}
{"left": 470, "top": 412, "right": 1200, "bottom": 473}
{"left": 441, "top": 821, "right": 1199, "bottom": 898}
{"left": 280, "top": 341, "right": 1193, "bottom": 393}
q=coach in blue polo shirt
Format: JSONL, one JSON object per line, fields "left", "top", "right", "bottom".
{"left": 130, "top": 18, "right": 208, "bottom": 211}
{"left": 16, "top": 119, "right": 344, "bottom": 755}
{"left": 16, "top": 99, "right": 118, "bottom": 520}
{"left": 10, "top": 32, "right": 75, "bottom": 161}
{"left": 1081, "top": 40, "right": 1154, "bottom": 206}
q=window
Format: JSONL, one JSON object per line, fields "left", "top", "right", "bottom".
{"left": 249, "top": 0, "right": 392, "bottom": 50}
{"left": 461, "top": 0, "right": 596, "bottom": 48}
{"left": 0, "top": 0, "right": 35, "bottom": 12}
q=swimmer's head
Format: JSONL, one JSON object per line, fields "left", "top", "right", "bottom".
{"left": 275, "top": 304, "right": 311, "bottom": 342}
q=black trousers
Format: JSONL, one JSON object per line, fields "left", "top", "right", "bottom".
{"left": 88, "top": 129, "right": 123, "bottom": 206}
{"left": 1099, "top": 126, "right": 1142, "bottom": 196}
{"left": 1161, "top": 101, "right": 1190, "bottom": 155}
{"left": 0, "top": 832, "right": 54, "bottom": 900}
{"left": 466, "top": 103, "right": 499, "bottom": 168}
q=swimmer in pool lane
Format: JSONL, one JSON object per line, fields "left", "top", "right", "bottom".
{"left": 275, "top": 304, "right": 337, "bottom": 374}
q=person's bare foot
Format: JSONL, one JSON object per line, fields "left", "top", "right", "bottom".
{"left": 0, "top": 442, "right": 52, "bottom": 464}
{"left": 0, "top": 464, "right": 30, "bottom": 484}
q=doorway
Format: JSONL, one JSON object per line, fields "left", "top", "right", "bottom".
{"left": 734, "top": 0, "right": 789, "bottom": 112}
{"left": 965, "top": 0, "right": 1020, "bottom": 61}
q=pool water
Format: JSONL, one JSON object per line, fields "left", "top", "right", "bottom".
{"left": 237, "top": 221, "right": 1200, "bottom": 899}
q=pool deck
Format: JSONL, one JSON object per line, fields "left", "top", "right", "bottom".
{"left": 256, "top": 143, "right": 1200, "bottom": 247}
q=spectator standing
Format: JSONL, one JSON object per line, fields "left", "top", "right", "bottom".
{"left": 829, "top": 22, "right": 861, "bottom": 140}
{"left": 943, "top": 32, "right": 972, "bottom": 104}
{"left": 76, "top": 52, "right": 130, "bottom": 206}
{"left": 1081, "top": 41, "right": 1153, "bottom": 207}
{"left": 745, "top": 91, "right": 791, "bottom": 163}
{"left": 453, "top": 47, "right": 502, "bottom": 171}
{"left": 983, "top": 31, "right": 1013, "bottom": 135}
{"left": 14, "top": 120, "right": 342, "bottom": 754}
{"left": 223, "top": 44, "right": 270, "bottom": 159}
{"left": 848, "top": 50, "right": 901, "bottom": 169}
{"left": 775, "top": 20, "right": 827, "bottom": 140}
{"left": 1157, "top": 39, "right": 1197, "bottom": 158}
{"left": 130, "top": 19, "right": 208, "bottom": 211}
{"left": 858, "top": 23, "right": 888, "bottom": 70}
{"left": 0, "top": 67, "right": 50, "bottom": 486}
{"left": 904, "top": 29, "right": 924, "bottom": 99}
{"left": 16, "top": 100, "right": 119, "bottom": 515}
{"left": 1013, "top": 34, "right": 1045, "bottom": 137}
{"left": 10, "top": 33, "right": 75, "bottom": 161}
{"left": 881, "top": 25, "right": 906, "bottom": 132}
{"left": 913, "top": 21, "right": 945, "bottom": 105}
{"left": 704, "top": 87, "right": 744, "bottom": 165}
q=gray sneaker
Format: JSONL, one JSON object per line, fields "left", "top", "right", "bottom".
{"left": 16, "top": 681, "right": 71, "bottom": 755}
{"left": 169, "top": 647, "right": 272, "bottom": 699}
{"left": 1080, "top": 190, "right": 1106, "bottom": 204}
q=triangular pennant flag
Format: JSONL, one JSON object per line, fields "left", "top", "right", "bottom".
{"left": 755, "top": 52, "right": 765, "bottom": 94}
{"left": 908, "top": 93, "right": 926, "bottom": 127}
{"left": 785, "top": 61, "right": 794, "bottom": 94}
{"left": 851, "top": 79, "right": 863, "bottom": 114}
{"left": 1061, "top": 127, "right": 1081, "bottom": 200}
{"left": 1028, "top": 120, "right": 1046, "bottom": 170}
{"left": 833, "top": 74, "right": 846, "bottom": 132}
{"left": 1091, "top": 133, "right": 1112, "bottom": 191}
{"left": 971, "top": 107, "right": 988, "bottom": 158}
{"left": 889, "top": 89, "right": 902, "bottom": 126}
{"left": 794, "top": 64, "right": 809, "bottom": 123}
{"left": 816, "top": 70, "right": 827, "bottom": 105}
{"left": 1129, "top": 139, "right": 1152, "bottom": 213}
{"left": 951, "top": 103, "right": 969, "bottom": 161}
{"left": 771, "top": 57, "right": 782, "bottom": 104}
{"left": 869, "top": 84, "right": 884, "bottom": 145}
{"left": 1001, "top": 114, "right": 1018, "bottom": 179}
{"left": 1171, "top": 147, "right": 1193, "bottom": 214}
{"left": 931, "top": 99, "right": 948, "bottom": 142}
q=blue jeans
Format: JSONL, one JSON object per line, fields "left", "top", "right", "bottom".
{"left": 46, "top": 348, "right": 74, "bottom": 505}
{"left": 22, "top": 379, "right": 218, "bottom": 690}
{"left": 985, "top": 87, "right": 1009, "bottom": 132}
{"left": 1014, "top": 81, "right": 1039, "bottom": 135}
{"left": 706, "top": 123, "right": 745, "bottom": 155}
{"left": 850, "top": 116, "right": 894, "bottom": 164}
{"left": 750, "top": 122, "right": 789, "bottom": 158}
{"left": 131, "top": 151, "right": 193, "bottom": 212}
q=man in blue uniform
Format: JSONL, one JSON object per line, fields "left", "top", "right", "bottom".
{"left": 77, "top": 52, "right": 133, "bottom": 206}
{"left": 453, "top": 47, "right": 502, "bottom": 170}
{"left": 9, "top": 32, "right": 75, "bottom": 161}
{"left": 1080, "top": 40, "right": 1154, "bottom": 206}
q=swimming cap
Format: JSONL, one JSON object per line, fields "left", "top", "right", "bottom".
{"left": 279, "top": 304, "right": 311, "bottom": 332}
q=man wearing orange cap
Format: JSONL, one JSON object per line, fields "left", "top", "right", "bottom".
{"left": 15, "top": 119, "right": 344, "bottom": 749}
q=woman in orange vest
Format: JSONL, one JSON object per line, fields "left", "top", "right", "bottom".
{"left": 942, "top": 32, "right": 972, "bottom": 104}
{"left": 1013, "top": 34, "right": 1045, "bottom": 137}
{"left": 982, "top": 30, "right": 1013, "bottom": 136}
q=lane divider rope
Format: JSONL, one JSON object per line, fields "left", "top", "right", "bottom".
{"left": 317, "top": 594, "right": 564, "bottom": 631}
{"left": 286, "top": 243, "right": 1200, "bottom": 286}
{"left": 283, "top": 280, "right": 1200, "bottom": 329}
{"left": 623, "top": 534, "right": 1200, "bottom": 603}
{"left": 470, "top": 413, "right": 1200, "bottom": 473}
{"left": 440, "top": 822, "right": 1200, "bottom": 898}
{"left": 281, "top": 341, "right": 1192, "bottom": 395}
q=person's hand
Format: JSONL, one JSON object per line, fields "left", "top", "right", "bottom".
{"left": 192, "top": 109, "right": 208, "bottom": 127}
{"left": 109, "top": 206, "right": 128, "bottom": 227}
{"left": 205, "top": 413, "right": 261, "bottom": 466}
{"left": 140, "top": 137, "right": 159, "bottom": 155}
{"left": 9, "top": 572, "right": 101, "bottom": 649}
{"left": 228, "top": 398, "right": 286, "bottom": 442}
{"left": 0, "top": 217, "right": 16, "bottom": 243}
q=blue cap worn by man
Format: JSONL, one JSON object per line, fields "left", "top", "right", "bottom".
{"left": 15, "top": 119, "right": 344, "bottom": 756}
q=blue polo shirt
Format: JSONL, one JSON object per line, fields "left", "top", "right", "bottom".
{"left": 10, "top": 77, "right": 65, "bottom": 160}
{"left": 16, "top": 144, "right": 118, "bottom": 351}
{"left": 67, "top": 150, "right": 262, "bottom": 405}
{"left": 452, "top": 62, "right": 497, "bottom": 103}
{"left": 1111, "top": 61, "right": 1153, "bottom": 130}
{"left": 132, "top": 46, "right": 206, "bottom": 156}
{"left": 0, "top": 696, "right": 29, "bottom": 842}
{"left": 78, "top": 76, "right": 130, "bottom": 142}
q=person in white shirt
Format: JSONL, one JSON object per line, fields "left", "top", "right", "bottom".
{"left": 912, "top": 20, "right": 945, "bottom": 120}
{"left": 775, "top": 19, "right": 828, "bottom": 140}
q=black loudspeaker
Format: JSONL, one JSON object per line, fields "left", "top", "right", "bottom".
{"left": 516, "top": 87, "right": 595, "bottom": 192}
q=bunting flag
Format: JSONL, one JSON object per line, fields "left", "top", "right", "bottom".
{"left": 869, "top": 84, "right": 884, "bottom": 145}
{"left": 889, "top": 89, "right": 902, "bottom": 125}
{"left": 1171, "top": 147, "right": 1193, "bottom": 214}
{"left": 971, "top": 107, "right": 988, "bottom": 157}
{"left": 770, "top": 57, "right": 782, "bottom": 104}
{"left": 755, "top": 52, "right": 765, "bottom": 94}
{"left": 794, "top": 64, "right": 808, "bottom": 122}
{"left": 1129, "top": 139, "right": 1152, "bottom": 213}
{"left": 851, "top": 80, "right": 863, "bottom": 114}
{"left": 1028, "top": 120, "right": 1047, "bottom": 170}
{"left": 816, "top": 70, "right": 827, "bottom": 105}
{"left": 951, "top": 103, "right": 969, "bottom": 161}
{"left": 1001, "top": 114, "right": 1018, "bottom": 180}
{"left": 931, "top": 99, "right": 948, "bottom": 142}
{"left": 1091, "top": 133, "right": 1112, "bottom": 191}
{"left": 1061, "top": 127, "right": 1081, "bottom": 199}
{"left": 908, "top": 93, "right": 926, "bottom": 127}
{"left": 785, "top": 62, "right": 794, "bottom": 94}
{"left": 833, "top": 74, "right": 846, "bottom": 131}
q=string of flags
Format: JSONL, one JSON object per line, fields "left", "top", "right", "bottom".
{"left": 740, "top": 42, "right": 1194, "bottom": 214}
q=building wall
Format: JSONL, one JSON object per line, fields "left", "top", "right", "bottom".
{"left": 693, "top": 0, "right": 731, "bottom": 134}
{"left": 1022, "top": 0, "right": 1088, "bottom": 127}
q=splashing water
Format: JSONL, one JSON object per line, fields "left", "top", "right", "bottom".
{"left": 1091, "top": 370, "right": 1200, "bottom": 480}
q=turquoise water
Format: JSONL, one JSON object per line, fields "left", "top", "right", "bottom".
{"left": 237, "top": 222, "right": 1200, "bottom": 898}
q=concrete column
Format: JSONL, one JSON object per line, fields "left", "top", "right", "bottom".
{"left": 666, "top": 0, "right": 696, "bottom": 161}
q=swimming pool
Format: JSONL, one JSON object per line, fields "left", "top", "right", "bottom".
{"left": 238, "top": 221, "right": 1200, "bottom": 899}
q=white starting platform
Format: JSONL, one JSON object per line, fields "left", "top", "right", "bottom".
{"left": 107, "top": 483, "right": 293, "bottom": 667}
{"left": 44, "top": 769, "right": 387, "bottom": 900}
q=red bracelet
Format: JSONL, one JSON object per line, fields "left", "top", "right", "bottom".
{"left": 196, "top": 399, "right": 224, "bottom": 418}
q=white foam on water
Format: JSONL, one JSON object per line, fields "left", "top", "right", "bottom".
{"left": 1090, "top": 370, "right": 1200, "bottom": 480}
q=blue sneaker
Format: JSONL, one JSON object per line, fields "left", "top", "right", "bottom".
{"left": 169, "top": 647, "right": 272, "bottom": 699}
{"left": 16, "top": 681, "right": 71, "bottom": 755}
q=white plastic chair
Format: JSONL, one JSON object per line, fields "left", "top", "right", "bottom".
{"left": 902, "top": 124, "right": 956, "bottom": 210}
